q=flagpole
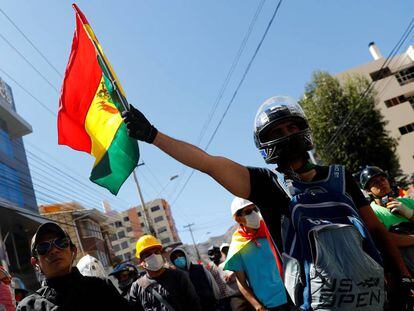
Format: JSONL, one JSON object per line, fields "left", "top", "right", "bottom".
{"left": 72, "top": 5, "right": 129, "bottom": 112}
{"left": 91, "top": 40, "right": 130, "bottom": 112}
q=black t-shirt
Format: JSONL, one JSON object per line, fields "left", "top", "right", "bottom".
{"left": 247, "top": 165, "right": 369, "bottom": 250}
{"left": 129, "top": 268, "right": 202, "bottom": 311}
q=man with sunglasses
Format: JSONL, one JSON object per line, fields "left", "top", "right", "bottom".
{"left": 122, "top": 95, "right": 414, "bottom": 309}
{"left": 223, "top": 197, "right": 287, "bottom": 311}
{"left": 17, "top": 222, "right": 130, "bottom": 311}
{"left": 129, "top": 234, "right": 201, "bottom": 311}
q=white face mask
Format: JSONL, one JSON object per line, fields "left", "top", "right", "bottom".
{"left": 143, "top": 253, "right": 165, "bottom": 271}
{"left": 244, "top": 211, "right": 261, "bottom": 229}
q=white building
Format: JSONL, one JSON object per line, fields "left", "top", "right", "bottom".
{"left": 105, "top": 198, "right": 180, "bottom": 262}
{"left": 337, "top": 42, "right": 414, "bottom": 176}
{"left": 135, "top": 199, "right": 181, "bottom": 247}
{"left": 109, "top": 215, "right": 137, "bottom": 262}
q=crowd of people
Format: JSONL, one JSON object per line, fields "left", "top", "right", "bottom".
{"left": 4, "top": 95, "right": 414, "bottom": 310}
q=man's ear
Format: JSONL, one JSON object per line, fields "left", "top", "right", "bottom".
{"left": 31, "top": 257, "right": 39, "bottom": 270}
{"left": 71, "top": 245, "right": 78, "bottom": 261}
{"left": 139, "top": 260, "right": 145, "bottom": 268}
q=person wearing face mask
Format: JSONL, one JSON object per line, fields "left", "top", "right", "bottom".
{"left": 129, "top": 235, "right": 201, "bottom": 311}
{"left": 205, "top": 246, "right": 231, "bottom": 310}
{"left": 223, "top": 197, "right": 287, "bottom": 311}
{"left": 16, "top": 222, "right": 129, "bottom": 311}
{"left": 169, "top": 247, "right": 219, "bottom": 311}
{"left": 109, "top": 263, "right": 139, "bottom": 299}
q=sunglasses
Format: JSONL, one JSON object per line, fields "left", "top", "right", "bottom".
{"left": 35, "top": 237, "right": 70, "bottom": 256}
{"left": 236, "top": 206, "right": 258, "bottom": 217}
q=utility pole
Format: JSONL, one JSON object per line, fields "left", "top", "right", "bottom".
{"left": 133, "top": 163, "right": 156, "bottom": 237}
{"left": 183, "top": 223, "right": 201, "bottom": 261}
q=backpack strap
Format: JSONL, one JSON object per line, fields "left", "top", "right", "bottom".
{"left": 290, "top": 165, "right": 345, "bottom": 195}
{"left": 325, "top": 164, "right": 345, "bottom": 194}
{"left": 143, "top": 282, "right": 176, "bottom": 311}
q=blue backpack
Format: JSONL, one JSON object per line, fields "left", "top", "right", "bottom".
{"left": 282, "top": 165, "right": 385, "bottom": 311}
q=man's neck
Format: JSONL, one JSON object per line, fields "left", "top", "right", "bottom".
{"left": 286, "top": 158, "right": 316, "bottom": 182}
{"left": 147, "top": 267, "right": 166, "bottom": 278}
{"left": 243, "top": 226, "right": 258, "bottom": 234}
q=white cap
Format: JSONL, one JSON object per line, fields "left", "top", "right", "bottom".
{"left": 220, "top": 243, "right": 230, "bottom": 251}
{"left": 231, "top": 197, "right": 254, "bottom": 216}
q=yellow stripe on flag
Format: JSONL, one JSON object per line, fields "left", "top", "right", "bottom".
{"left": 85, "top": 77, "right": 123, "bottom": 166}
{"left": 83, "top": 24, "right": 127, "bottom": 99}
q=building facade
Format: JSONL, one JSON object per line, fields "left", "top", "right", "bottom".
{"left": 136, "top": 198, "right": 181, "bottom": 247}
{"left": 105, "top": 198, "right": 181, "bottom": 263}
{"left": 39, "top": 202, "right": 115, "bottom": 269}
{"left": 0, "top": 76, "right": 42, "bottom": 290}
{"left": 337, "top": 43, "right": 414, "bottom": 176}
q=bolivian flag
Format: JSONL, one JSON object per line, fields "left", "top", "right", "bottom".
{"left": 58, "top": 4, "right": 138, "bottom": 195}
{"left": 224, "top": 221, "right": 284, "bottom": 278}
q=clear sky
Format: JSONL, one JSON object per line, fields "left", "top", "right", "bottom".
{"left": 1, "top": 0, "right": 413, "bottom": 244}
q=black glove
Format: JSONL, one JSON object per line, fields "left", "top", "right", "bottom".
{"left": 121, "top": 105, "right": 158, "bottom": 143}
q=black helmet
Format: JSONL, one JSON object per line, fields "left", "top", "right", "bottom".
{"left": 254, "top": 96, "right": 313, "bottom": 164}
{"left": 109, "top": 263, "right": 138, "bottom": 291}
{"left": 359, "top": 166, "right": 387, "bottom": 190}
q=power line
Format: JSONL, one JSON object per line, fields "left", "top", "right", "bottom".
{"left": 169, "top": 0, "right": 266, "bottom": 206}
{"left": 0, "top": 32, "right": 60, "bottom": 93}
{"left": 9, "top": 138, "right": 131, "bottom": 210}
{"left": 0, "top": 67, "right": 56, "bottom": 116}
{"left": 171, "top": 0, "right": 284, "bottom": 206}
{"left": 322, "top": 17, "right": 414, "bottom": 155}
{"left": 0, "top": 8, "right": 63, "bottom": 78}
{"left": 195, "top": 0, "right": 266, "bottom": 147}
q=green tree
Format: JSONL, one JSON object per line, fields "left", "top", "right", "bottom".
{"left": 299, "top": 71, "right": 402, "bottom": 180}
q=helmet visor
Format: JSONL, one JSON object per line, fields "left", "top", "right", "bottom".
{"left": 258, "top": 117, "right": 308, "bottom": 145}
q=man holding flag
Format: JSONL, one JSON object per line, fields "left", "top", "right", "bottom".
{"left": 224, "top": 197, "right": 287, "bottom": 311}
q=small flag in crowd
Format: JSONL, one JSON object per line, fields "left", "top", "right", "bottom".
{"left": 58, "top": 4, "right": 138, "bottom": 195}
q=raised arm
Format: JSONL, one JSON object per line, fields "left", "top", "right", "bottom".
{"left": 122, "top": 106, "right": 251, "bottom": 198}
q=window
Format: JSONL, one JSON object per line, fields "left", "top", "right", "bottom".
{"left": 123, "top": 254, "right": 130, "bottom": 261}
{"left": 96, "top": 251, "right": 109, "bottom": 268}
{"left": 396, "top": 65, "right": 414, "bottom": 85}
{"left": 121, "top": 241, "right": 128, "bottom": 249}
{"left": 123, "top": 216, "right": 129, "bottom": 222}
{"left": 154, "top": 216, "right": 164, "bottom": 223}
{"left": 399, "top": 123, "right": 414, "bottom": 135}
{"left": 115, "top": 221, "right": 122, "bottom": 228}
{"left": 151, "top": 205, "right": 161, "bottom": 212}
{"left": 0, "top": 122, "right": 13, "bottom": 157}
{"left": 140, "top": 222, "right": 145, "bottom": 227}
{"left": 0, "top": 162, "right": 24, "bottom": 207}
{"left": 384, "top": 94, "right": 414, "bottom": 108}
{"left": 408, "top": 96, "right": 414, "bottom": 110}
{"left": 113, "top": 244, "right": 121, "bottom": 252}
{"left": 110, "top": 234, "right": 117, "bottom": 242}
{"left": 126, "top": 227, "right": 132, "bottom": 232}
{"left": 157, "top": 226, "right": 167, "bottom": 234}
{"left": 118, "top": 231, "right": 126, "bottom": 239}
{"left": 80, "top": 220, "right": 103, "bottom": 239}
{"left": 137, "top": 212, "right": 142, "bottom": 217}
{"left": 161, "top": 237, "right": 171, "bottom": 244}
{"left": 369, "top": 67, "right": 391, "bottom": 81}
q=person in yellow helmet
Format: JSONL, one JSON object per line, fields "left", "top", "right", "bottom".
{"left": 129, "top": 235, "right": 202, "bottom": 311}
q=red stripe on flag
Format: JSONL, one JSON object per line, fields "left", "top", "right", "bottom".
{"left": 58, "top": 10, "right": 102, "bottom": 153}
{"left": 72, "top": 4, "right": 90, "bottom": 26}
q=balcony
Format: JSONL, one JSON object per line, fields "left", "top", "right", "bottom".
{"left": 0, "top": 96, "right": 32, "bottom": 138}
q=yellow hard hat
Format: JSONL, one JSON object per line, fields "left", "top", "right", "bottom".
{"left": 135, "top": 235, "right": 162, "bottom": 259}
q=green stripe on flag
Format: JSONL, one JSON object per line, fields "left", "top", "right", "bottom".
{"left": 90, "top": 122, "right": 139, "bottom": 195}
